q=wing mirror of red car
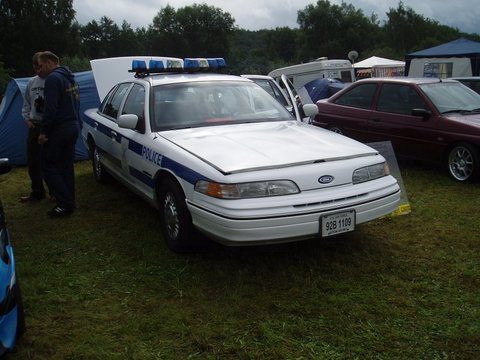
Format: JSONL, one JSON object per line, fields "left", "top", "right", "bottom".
{"left": 411, "top": 108, "right": 431, "bottom": 119}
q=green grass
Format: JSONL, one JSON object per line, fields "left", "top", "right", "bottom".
{"left": 1, "top": 160, "right": 479, "bottom": 359}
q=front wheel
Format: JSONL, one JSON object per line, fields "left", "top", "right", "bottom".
{"left": 447, "top": 142, "right": 479, "bottom": 182}
{"left": 158, "top": 178, "right": 196, "bottom": 253}
{"left": 328, "top": 125, "right": 343, "bottom": 135}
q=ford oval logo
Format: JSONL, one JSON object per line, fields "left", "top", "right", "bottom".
{"left": 318, "top": 175, "right": 334, "bottom": 184}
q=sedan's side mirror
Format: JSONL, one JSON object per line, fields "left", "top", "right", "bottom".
{"left": 411, "top": 108, "right": 431, "bottom": 119}
{"left": 118, "top": 114, "right": 139, "bottom": 129}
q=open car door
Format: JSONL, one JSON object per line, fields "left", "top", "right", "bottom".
{"left": 280, "top": 74, "right": 315, "bottom": 122}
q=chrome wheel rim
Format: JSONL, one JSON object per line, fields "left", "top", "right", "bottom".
{"left": 93, "top": 148, "right": 102, "bottom": 177}
{"left": 449, "top": 146, "right": 473, "bottom": 181}
{"left": 164, "top": 192, "right": 180, "bottom": 240}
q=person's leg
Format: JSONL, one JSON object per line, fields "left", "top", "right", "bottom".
{"left": 43, "top": 125, "right": 78, "bottom": 216}
{"left": 59, "top": 126, "right": 78, "bottom": 210}
{"left": 42, "top": 132, "right": 70, "bottom": 211}
{"left": 23, "top": 126, "right": 45, "bottom": 200}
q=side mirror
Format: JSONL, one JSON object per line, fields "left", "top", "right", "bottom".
{"left": 118, "top": 114, "right": 139, "bottom": 129}
{"left": 303, "top": 103, "right": 319, "bottom": 118}
{"left": 0, "top": 158, "right": 12, "bottom": 175}
{"left": 411, "top": 108, "right": 431, "bottom": 118}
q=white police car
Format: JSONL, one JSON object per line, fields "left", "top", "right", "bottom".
{"left": 82, "top": 57, "right": 400, "bottom": 252}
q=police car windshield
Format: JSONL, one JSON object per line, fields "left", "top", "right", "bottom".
{"left": 151, "top": 81, "right": 294, "bottom": 131}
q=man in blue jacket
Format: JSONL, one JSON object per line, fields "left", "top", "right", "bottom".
{"left": 37, "top": 51, "right": 80, "bottom": 217}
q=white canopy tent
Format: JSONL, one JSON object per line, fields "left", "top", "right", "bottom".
{"left": 353, "top": 56, "right": 405, "bottom": 68}
{"left": 353, "top": 56, "right": 405, "bottom": 78}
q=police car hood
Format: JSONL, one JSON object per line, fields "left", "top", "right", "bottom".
{"left": 159, "top": 121, "right": 377, "bottom": 174}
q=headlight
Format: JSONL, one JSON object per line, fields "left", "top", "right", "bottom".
{"left": 195, "top": 180, "right": 300, "bottom": 199}
{"left": 352, "top": 162, "right": 390, "bottom": 184}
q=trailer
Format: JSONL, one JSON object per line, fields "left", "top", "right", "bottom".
{"left": 268, "top": 57, "right": 355, "bottom": 89}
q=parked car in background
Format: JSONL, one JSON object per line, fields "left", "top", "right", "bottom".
{"left": 82, "top": 57, "right": 400, "bottom": 252}
{"left": 312, "top": 77, "right": 480, "bottom": 182}
{"left": 0, "top": 158, "right": 25, "bottom": 355}
{"left": 240, "top": 75, "right": 292, "bottom": 111}
{"left": 449, "top": 76, "right": 480, "bottom": 94}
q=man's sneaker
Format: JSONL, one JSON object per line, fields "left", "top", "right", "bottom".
{"left": 47, "top": 206, "right": 74, "bottom": 218}
{"left": 19, "top": 195, "right": 44, "bottom": 203}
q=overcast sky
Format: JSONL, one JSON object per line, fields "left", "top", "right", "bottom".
{"left": 73, "top": 0, "right": 479, "bottom": 35}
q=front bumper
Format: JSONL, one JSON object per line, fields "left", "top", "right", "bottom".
{"left": 188, "top": 176, "right": 401, "bottom": 245}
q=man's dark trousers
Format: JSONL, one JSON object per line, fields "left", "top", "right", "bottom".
{"left": 42, "top": 123, "right": 79, "bottom": 210}
{"left": 27, "top": 125, "right": 45, "bottom": 199}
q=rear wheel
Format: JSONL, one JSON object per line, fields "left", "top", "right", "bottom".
{"left": 447, "top": 142, "right": 479, "bottom": 181}
{"left": 158, "top": 178, "right": 197, "bottom": 253}
{"left": 92, "top": 145, "right": 110, "bottom": 183}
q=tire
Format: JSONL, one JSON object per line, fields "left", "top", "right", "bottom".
{"left": 158, "top": 178, "right": 196, "bottom": 253}
{"left": 328, "top": 125, "right": 343, "bottom": 135}
{"left": 447, "top": 142, "right": 479, "bottom": 182}
{"left": 92, "top": 145, "right": 110, "bottom": 183}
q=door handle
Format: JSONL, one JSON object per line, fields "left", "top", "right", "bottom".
{"left": 110, "top": 130, "right": 118, "bottom": 141}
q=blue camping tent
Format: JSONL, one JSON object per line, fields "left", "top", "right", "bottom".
{"left": 297, "top": 78, "right": 346, "bottom": 104}
{"left": 0, "top": 71, "right": 100, "bottom": 165}
{"left": 405, "top": 38, "right": 480, "bottom": 77}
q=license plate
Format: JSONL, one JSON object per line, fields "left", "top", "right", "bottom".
{"left": 321, "top": 210, "right": 355, "bottom": 237}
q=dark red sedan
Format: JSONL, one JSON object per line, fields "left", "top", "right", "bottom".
{"left": 312, "top": 77, "right": 480, "bottom": 182}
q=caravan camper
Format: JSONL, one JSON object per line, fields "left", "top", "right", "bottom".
{"left": 268, "top": 57, "right": 355, "bottom": 89}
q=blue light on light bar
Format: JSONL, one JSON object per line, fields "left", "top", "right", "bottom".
{"left": 215, "top": 58, "right": 226, "bottom": 68}
{"left": 207, "top": 58, "right": 218, "bottom": 68}
{"left": 149, "top": 60, "right": 164, "bottom": 70}
{"left": 132, "top": 60, "right": 147, "bottom": 71}
{"left": 183, "top": 58, "right": 204, "bottom": 70}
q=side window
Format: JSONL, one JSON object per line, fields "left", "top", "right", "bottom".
{"left": 99, "top": 86, "right": 116, "bottom": 114}
{"left": 377, "top": 84, "right": 428, "bottom": 115}
{"left": 122, "top": 84, "right": 146, "bottom": 132}
{"left": 334, "top": 83, "right": 377, "bottom": 109}
{"left": 101, "top": 83, "right": 131, "bottom": 120}
{"left": 253, "top": 79, "right": 288, "bottom": 107}
{"left": 269, "top": 81, "right": 289, "bottom": 107}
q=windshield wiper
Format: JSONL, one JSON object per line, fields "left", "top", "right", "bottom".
{"left": 441, "top": 109, "right": 473, "bottom": 114}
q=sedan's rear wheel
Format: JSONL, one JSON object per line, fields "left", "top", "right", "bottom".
{"left": 158, "top": 178, "right": 196, "bottom": 253}
{"left": 447, "top": 143, "right": 479, "bottom": 181}
{"left": 92, "top": 145, "right": 109, "bottom": 183}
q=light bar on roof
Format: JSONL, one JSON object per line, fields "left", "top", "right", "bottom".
{"left": 130, "top": 57, "right": 226, "bottom": 74}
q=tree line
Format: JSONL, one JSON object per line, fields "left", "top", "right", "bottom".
{"left": 1, "top": 0, "right": 479, "bottom": 95}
